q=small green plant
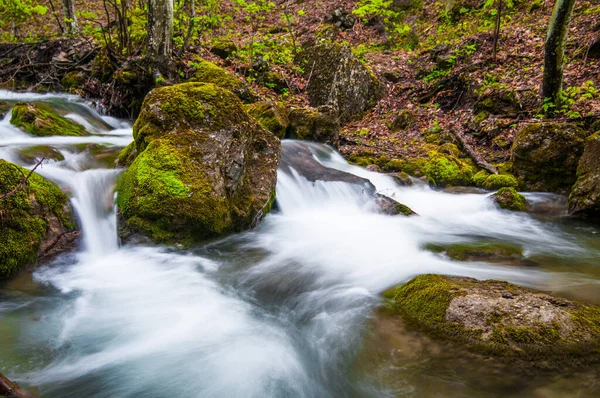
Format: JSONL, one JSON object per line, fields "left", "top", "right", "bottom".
{"left": 537, "top": 81, "right": 599, "bottom": 119}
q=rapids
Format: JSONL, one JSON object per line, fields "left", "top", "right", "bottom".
{"left": 1, "top": 91, "right": 599, "bottom": 397}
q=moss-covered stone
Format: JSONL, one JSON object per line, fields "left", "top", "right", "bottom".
{"left": 91, "top": 47, "right": 115, "bottom": 82}
{"left": 474, "top": 90, "right": 521, "bottom": 117}
{"left": 481, "top": 174, "right": 519, "bottom": 190}
{"left": 286, "top": 106, "right": 340, "bottom": 147}
{"left": 209, "top": 39, "right": 238, "bottom": 59}
{"left": 424, "top": 150, "right": 476, "bottom": 187}
{"left": 0, "top": 100, "right": 10, "bottom": 118}
{"left": 427, "top": 242, "right": 524, "bottom": 262}
{"left": 512, "top": 122, "right": 588, "bottom": 193}
{"left": 17, "top": 145, "right": 65, "bottom": 163}
{"left": 296, "top": 41, "right": 384, "bottom": 123}
{"left": 568, "top": 132, "right": 600, "bottom": 219}
{"left": 382, "top": 274, "right": 600, "bottom": 369}
{"left": 116, "top": 83, "right": 280, "bottom": 245}
{"left": 246, "top": 101, "right": 289, "bottom": 139}
{"left": 0, "top": 159, "right": 76, "bottom": 278}
{"left": 189, "top": 59, "right": 254, "bottom": 102}
{"left": 389, "top": 109, "right": 416, "bottom": 131}
{"left": 492, "top": 187, "right": 528, "bottom": 211}
{"left": 10, "top": 102, "right": 88, "bottom": 137}
{"left": 116, "top": 141, "right": 137, "bottom": 167}
{"left": 61, "top": 71, "right": 88, "bottom": 91}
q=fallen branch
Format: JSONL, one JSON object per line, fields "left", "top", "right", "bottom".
{"left": 0, "top": 373, "right": 34, "bottom": 398}
{"left": 0, "top": 158, "right": 45, "bottom": 201}
{"left": 449, "top": 129, "right": 498, "bottom": 174}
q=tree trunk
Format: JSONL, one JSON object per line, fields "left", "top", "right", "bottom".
{"left": 542, "top": 0, "right": 576, "bottom": 106}
{"left": 148, "top": 0, "right": 174, "bottom": 69}
{"left": 62, "top": 0, "right": 79, "bottom": 35}
{"left": 182, "top": 0, "right": 196, "bottom": 53}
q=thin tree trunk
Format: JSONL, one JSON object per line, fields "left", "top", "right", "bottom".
{"left": 542, "top": 0, "right": 576, "bottom": 107}
{"left": 148, "top": 0, "right": 174, "bottom": 69}
{"left": 48, "top": 0, "right": 65, "bottom": 33}
{"left": 492, "top": 0, "right": 502, "bottom": 61}
{"left": 182, "top": 0, "right": 196, "bottom": 53}
{"left": 62, "top": 0, "right": 79, "bottom": 35}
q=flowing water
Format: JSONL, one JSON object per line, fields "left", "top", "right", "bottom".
{"left": 1, "top": 91, "right": 599, "bottom": 397}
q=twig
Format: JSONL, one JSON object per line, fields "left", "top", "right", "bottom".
{"left": 0, "top": 372, "right": 33, "bottom": 398}
{"left": 449, "top": 129, "right": 498, "bottom": 174}
{"left": 0, "top": 158, "right": 45, "bottom": 201}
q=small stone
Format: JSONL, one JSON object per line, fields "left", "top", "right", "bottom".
{"left": 502, "top": 293, "right": 514, "bottom": 299}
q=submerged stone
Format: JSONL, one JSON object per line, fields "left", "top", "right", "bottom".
{"left": 115, "top": 83, "right": 280, "bottom": 245}
{"left": 10, "top": 102, "right": 88, "bottom": 137}
{"left": 383, "top": 274, "right": 600, "bottom": 369}
{"left": 0, "top": 159, "right": 77, "bottom": 278}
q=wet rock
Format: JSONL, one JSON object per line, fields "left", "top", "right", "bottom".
{"left": 10, "top": 102, "right": 88, "bottom": 137}
{"left": 426, "top": 242, "right": 524, "bottom": 262}
{"left": 366, "top": 164, "right": 381, "bottom": 172}
{"left": 189, "top": 59, "right": 254, "bottom": 102}
{"left": 115, "top": 83, "right": 279, "bottom": 245}
{"left": 286, "top": 106, "right": 340, "bottom": 147}
{"left": 568, "top": 132, "right": 600, "bottom": 220}
{"left": 492, "top": 187, "right": 528, "bottom": 211}
{"left": 383, "top": 274, "right": 600, "bottom": 369}
{"left": 0, "top": 159, "right": 78, "bottom": 278}
{"left": 17, "top": 145, "right": 65, "bottom": 164}
{"left": 246, "top": 101, "right": 289, "bottom": 139}
{"left": 376, "top": 194, "right": 416, "bottom": 216}
{"left": 296, "top": 41, "right": 384, "bottom": 123}
{"left": 0, "top": 100, "right": 10, "bottom": 118}
{"left": 390, "top": 171, "right": 413, "bottom": 186}
{"left": 512, "top": 123, "right": 588, "bottom": 193}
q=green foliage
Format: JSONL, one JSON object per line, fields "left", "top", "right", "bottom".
{"left": 353, "top": 0, "right": 419, "bottom": 49}
{"left": 539, "top": 81, "right": 599, "bottom": 119}
{"left": 0, "top": 0, "right": 47, "bottom": 41}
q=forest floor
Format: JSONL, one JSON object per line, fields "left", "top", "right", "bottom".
{"left": 1, "top": 0, "right": 599, "bottom": 168}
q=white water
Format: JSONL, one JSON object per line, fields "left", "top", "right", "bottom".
{"left": 1, "top": 95, "right": 598, "bottom": 397}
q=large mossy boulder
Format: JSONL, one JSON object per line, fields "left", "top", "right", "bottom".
{"left": 296, "top": 41, "right": 384, "bottom": 123}
{"left": 0, "top": 160, "right": 77, "bottom": 278}
{"left": 10, "top": 102, "right": 88, "bottom": 137}
{"left": 383, "top": 274, "right": 600, "bottom": 369}
{"left": 286, "top": 106, "right": 340, "bottom": 147}
{"left": 189, "top": 59, "right": 254, "bottom": 102}
{"left": 246, "top": 101, "right": 289, "bottom": 139}
{"left": 115, "top": 83, "right": 280, "bottom": 244}
{"left": 492, "top": 187, "right": 528, "bottom": 211}
{"left": 568, "top": 132, "right": 600, "bottom": 219}
{"left": 511, "top": 123, "right": 587, "bottom": 193}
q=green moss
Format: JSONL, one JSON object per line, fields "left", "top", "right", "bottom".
{"left": 10, "top": 102, "right": 88, "bottom": 137}
{"left": 493, "top": 187, "right": 528, "bottom": 211}
{"left": 246, "top": 102, "right": 289, "bottom": 138}
{"left": 61, "top": 71, "right": 87, "bottom": 91}
{"left": 0, "top": 160, "right": 74, "bottom": 277}
{"left": 189, "top": 59, "right": 253, "bottom": 102}
{"left": 116, "top": 141, "right": 137, "bottom": 167}
{"left": 427, "top": 242, "right": 524, "bottom": 261}
{"left": 472, "top": 170, "right": 490, "bottom": 186}
{"left": 481, "top": 174, "right": 519, "bottom": 190}
{"left": 424, "top": 151, "right": 475, "bottom": 187}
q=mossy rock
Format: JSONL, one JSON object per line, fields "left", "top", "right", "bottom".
{"left": 61, "top": 71, "right": 88, "bottom": 92}
{"left": 246, "top": 101, "right": 289, "bottom": 139}
{"left": 189, "top": 59, "right": 254, "bottom": 102}
{"left": 492, "top": 187, "right": 528, "bottom": 211}
{"left": 474, "top": 90, "right": 521, "bottom": 117}
{"left": 296, "top": 41, "right": 384, "bottom": 123}
{"left": 389, "top": 109, "right": 416, "bottom": 131}
{"left": 10, "top": 102, "right": 88, "bottom": 137}
{"left": 116, "top": 141, "right": 137, "bottom": 168}
{"left": 0, "top": 100, "right": 10, "bottom": 118}
{"left": 286, "top": 106, "right": 340, "bottom": 147}
{"left": 473, "top": 172, "right": 519, "bottom": 190}
{"left": 0, "top": 159, "right": 77, "bottom": 278}
{"left": 209, "top": 39, "right": 238, "bottom": 59}
{"left": 568, "top": 132, "right": 600, "bottom": 219}
{"left": 424, "top": 150, "right": 476, "bottom": 187}
{"left": 382, "top": 274, "right": 600, "bottom": 369}
{"left": 91, "top": 47, "right": 115, "bottom": 82}
{"left": 426, "top": 242, "right": 524, "bottom": 262}
{"left": 375, "top": 194, "right": 416, "bottom": 216}
{"left": 115, "top": 83, "right": 280, "bottom": 245}
{"left": 17, "top": 145, "right": 65, "bottom": 164}
{"left": 512, "top": 123, "right": 588, "bottom": 193}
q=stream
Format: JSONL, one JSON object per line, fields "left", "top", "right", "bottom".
{"left": 1, "top": 91, "right": 599, "bottom": 397}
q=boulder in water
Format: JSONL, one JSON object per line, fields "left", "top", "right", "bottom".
{"left": 296, "top": 41, "right": 384, "bottom": 123}
{"left": 492, "top": 187, "right": 528, "bottom": 212}
{"left": 10, "top": 102, "right": 88, "bottom": 136}
{"left": 511, "top": 123, "right": 588, "bottom": 193}
{"left": 568, "top": 132, "right": 600, "bottom": 220}
{"left": 383, "top": 274, "right": 600, "bottom": 369}
{"left": 116, "top": 82, "right": 280, "bottom": 244}
{"left": 0, "top": 159, "right": 78, "bottom": 278}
